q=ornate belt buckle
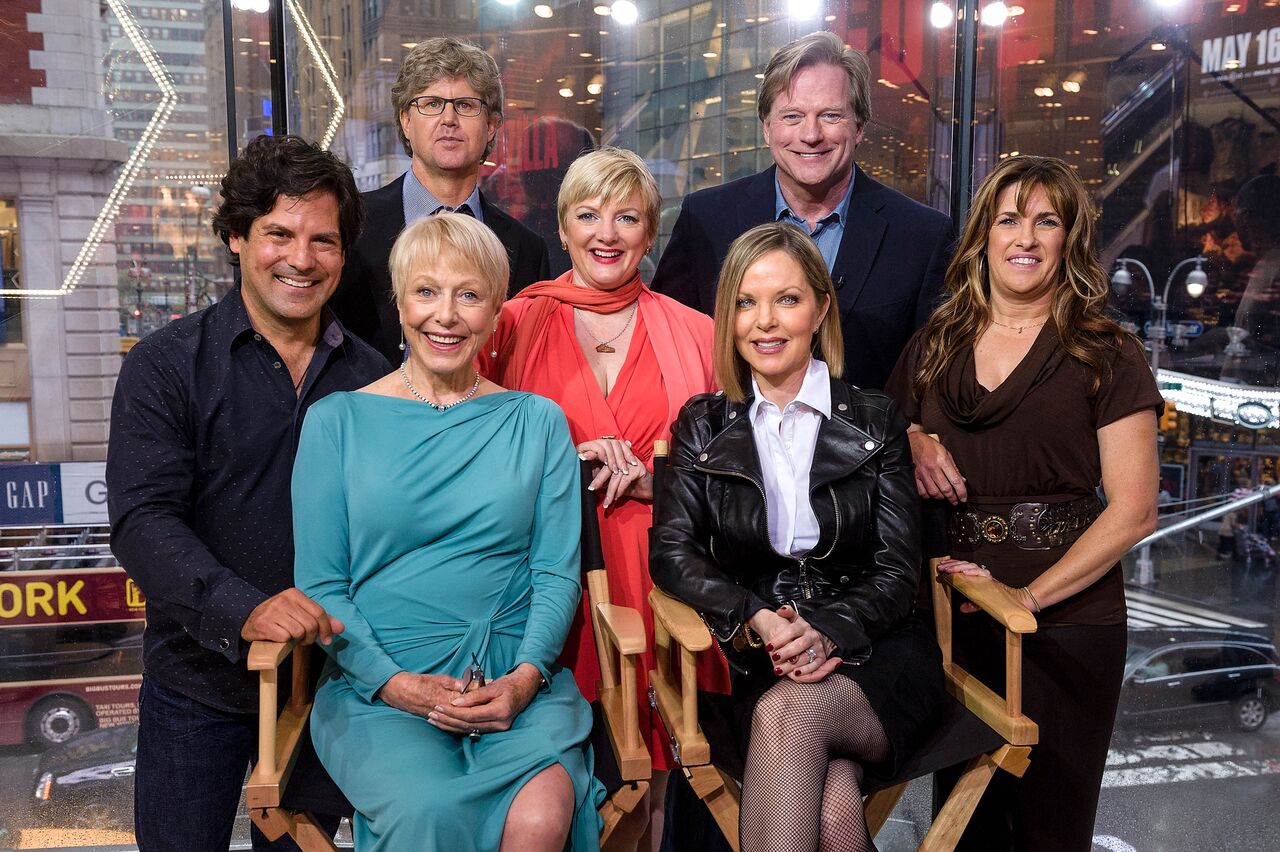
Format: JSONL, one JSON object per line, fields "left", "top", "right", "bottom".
{"left": 980, "top": 515, "right": 1009, "bottom": 543}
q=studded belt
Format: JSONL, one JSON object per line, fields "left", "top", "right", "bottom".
{"left": 949, "top": 496, "right": 1103, "bottom": 551}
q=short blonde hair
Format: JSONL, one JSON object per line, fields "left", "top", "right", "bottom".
{"left": 757, "top": 31, "right": 871, "bottom": 129}
{"left": 557, "top": 147, "right": 660, "bottom": 243}
{"left": 712, "top": 222, "right": 844, "bottom": 401}
{"left": 388, "top": 213, "right": 509, "bottom": 306}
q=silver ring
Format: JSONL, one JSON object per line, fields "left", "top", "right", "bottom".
{"left": 468, "top": 729, "right": 481, "bottom": 739}
{"left": 806, "top": 648, "right": 818, "bottom": 664}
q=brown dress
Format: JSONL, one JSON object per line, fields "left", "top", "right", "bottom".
{"left": 885, "top": 323, "right": 1162, "bottom": 852}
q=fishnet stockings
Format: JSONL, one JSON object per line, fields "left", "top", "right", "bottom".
{"left": 741, "top": 675, "right": 889, "bottom": 852}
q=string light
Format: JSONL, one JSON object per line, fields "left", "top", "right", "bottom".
{"left": 49, "top": 0, "right": 177, "bottom": 299}
{"left": 286, "top": 0, "right": 345, "bottom": 150}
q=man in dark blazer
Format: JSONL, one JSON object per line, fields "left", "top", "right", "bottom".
{"left": 331, "top": 37, "right": 548, "bottom": 364}
{"left": 652, "top": 32, "right": 953, "bottom": 391}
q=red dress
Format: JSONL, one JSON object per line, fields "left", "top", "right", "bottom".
{"left": 481, "top": 277, "right": 731, "bottom": 769}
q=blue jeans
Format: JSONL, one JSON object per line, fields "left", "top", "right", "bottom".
{"left": 134, "top": 677, "right": 339, "bottom": 851}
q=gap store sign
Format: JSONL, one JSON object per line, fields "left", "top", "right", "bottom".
{"left": 0, "top": 462, "right": 107, "bottom": 525}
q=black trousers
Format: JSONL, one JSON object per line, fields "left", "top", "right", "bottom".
{"left": 936, "top": 617, "right": 1126, "bottom": 852}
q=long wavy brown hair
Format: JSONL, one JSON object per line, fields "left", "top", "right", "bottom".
{"left": 912, "top": 155, "right": 1133, "bottom": 400}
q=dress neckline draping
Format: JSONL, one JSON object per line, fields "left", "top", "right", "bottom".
{"left": 936, "top": 321, "right": 1066, "bottom": 429}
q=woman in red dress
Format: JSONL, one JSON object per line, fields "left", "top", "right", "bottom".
{"left": 479, "top": 146, "right": 727, "bottom": 850}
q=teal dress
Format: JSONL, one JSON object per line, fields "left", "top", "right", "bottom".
{"left": 293, "top": 390, "right": 604, "bottom": 851}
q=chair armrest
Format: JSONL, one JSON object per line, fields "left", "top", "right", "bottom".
{"left": 940, "top": 573, "right": 1038, "bottom": 633}
{"left": 245, "top": 640, "right": 312, "bottom": 810}
{"left": 593, "top": 601, "right": 652, "bottom": 781}
{"left": 649, "top": 587, "right": 713, "bottom": 652}
{"left": 248, "top": 639, "right": 296, "bottom": 671}
{"left": 596, "top": 603, "right": 646, "bottom": 656}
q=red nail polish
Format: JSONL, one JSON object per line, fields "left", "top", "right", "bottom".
{"left": 765, "top": 644, "right": 773, "bottom": 651}
{"left": 772, "top": 653, "right": 780, "bottom": 661}
{"left": 773, "top": 667, "right": 782, "bottom": 675}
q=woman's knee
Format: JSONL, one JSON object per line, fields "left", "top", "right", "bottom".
{"left": 751, "top": 678, "right": 851, "bottom": 734}
{"left": 504, "top": 764, "right": 574, "bottom": 847}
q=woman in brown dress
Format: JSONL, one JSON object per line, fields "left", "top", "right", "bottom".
{"left": 886, "top": 155, "right": 1161, "bottom": 852}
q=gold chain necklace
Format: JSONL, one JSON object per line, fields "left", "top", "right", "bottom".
{"left": 576, "top": 302, "right": 638, "bottom": 353}
{"left": 989, "top": 315, "right": 1049, "bottom": 334}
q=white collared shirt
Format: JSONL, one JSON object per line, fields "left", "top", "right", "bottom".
{"left": 749, "top": 358, "right": 831, "bottom": 557}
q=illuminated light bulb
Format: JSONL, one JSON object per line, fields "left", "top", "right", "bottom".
{"left": 788, "top": 0, "right": 822, "bottom": 19}
{"left": 930, "top": 2, "right": 954, "bottom": 28}
{"left": 980, "top": 1, "right": 1008, "bottom": 26}
{"left": 611, "top": 0, "right": 638, "bottom": 24}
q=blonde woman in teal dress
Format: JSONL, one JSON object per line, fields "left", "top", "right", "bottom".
{"left": 293, "top": 213, "right": 604, "bottom": 850}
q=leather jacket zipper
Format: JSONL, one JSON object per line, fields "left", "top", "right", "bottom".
{"left": 816, "top": 484, "right": 841, "bottom": 562}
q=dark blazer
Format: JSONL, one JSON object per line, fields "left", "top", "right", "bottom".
{"left": 330, "top": 172, "right": 550, "bottom": 364}
{"left": 649, "top": 379, "right": 921, "bottom": 668}
{"left": 651, "top": 166, "right": 954, "bottom": 391}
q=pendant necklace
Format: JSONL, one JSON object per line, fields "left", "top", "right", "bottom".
{"left": 989, "top": 315, "right": 1049, "bottom": 334}
{"left": 399, "top": 363, "right": 481, "bottom": 411}
{"left": 579, "top": 302, "right": 638, "bottom": 353}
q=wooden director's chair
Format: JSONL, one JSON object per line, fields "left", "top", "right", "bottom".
{"left": 647, "top": 441, "right": 1040, "bottom": 851}
{"left": 244, "top": 460, "right": 652, "bottom": 850}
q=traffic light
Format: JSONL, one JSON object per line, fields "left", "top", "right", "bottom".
{"left": 1160, "top": 401, "right": 1178, "bottom": 432}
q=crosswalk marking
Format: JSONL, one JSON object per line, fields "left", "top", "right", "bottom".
{"left": 1103, "top": 729, "right": 1280, "bottom": 789}
{"left": 1125, "top": 588, "right": 1267, "bottom": 631}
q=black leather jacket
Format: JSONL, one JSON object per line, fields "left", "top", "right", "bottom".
{"left": 650, "top": 379, "right": 921, "bottom": 664}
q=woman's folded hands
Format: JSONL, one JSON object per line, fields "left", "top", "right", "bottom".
{"left": 577, "top": 437, "right": 653, "bottom": 508}
{"left": 749, "top": 605, "right": 843, "bottom": 683}
{"left": 426, "top": 662, "right": 545, "bottom": 735}
{"left": 377, "top": 671, "right": 463, "bottom": 717}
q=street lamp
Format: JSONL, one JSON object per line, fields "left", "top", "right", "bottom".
{"left": 1110, "top": 255, "right": 1209, "bottom": 373}
{"left": 1110, "top": 255, "right": 1208, "bottom": 587}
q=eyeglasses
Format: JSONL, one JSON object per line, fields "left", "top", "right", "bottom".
{"left": 407, "top": 96, "right": 487, "bottom": 118}
{"left": 460, "top": 652, "right": 486, "bottom": 695}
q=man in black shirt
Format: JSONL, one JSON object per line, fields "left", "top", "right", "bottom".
{"left": 107, "top": 135, "right": 389, "bottom": 850}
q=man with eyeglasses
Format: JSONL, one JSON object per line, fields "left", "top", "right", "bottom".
{"left": 331, "top": 37, "right": 548, "bottom": 364}
{"left": 651, "top": 31, "right": 953, "bottom": 392}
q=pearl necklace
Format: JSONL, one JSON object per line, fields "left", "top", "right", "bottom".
{"left": 398, "top": 364, "right": 481, "bottom": 411}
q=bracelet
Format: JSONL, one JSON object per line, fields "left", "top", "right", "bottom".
{"left": 1023, "top": 586, "right": 1042, "bottom": 613}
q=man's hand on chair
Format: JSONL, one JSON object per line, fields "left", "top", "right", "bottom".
{"left": 241, "top": 588, "right": 345, "bottom": 646}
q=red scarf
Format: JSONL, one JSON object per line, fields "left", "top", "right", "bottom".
{"left": 497, "top": 269, "right": 644, "bottom": 388}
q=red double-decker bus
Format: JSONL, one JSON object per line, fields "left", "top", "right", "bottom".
{"left": 0, "top": 524, "right": 145, "bottom": 747}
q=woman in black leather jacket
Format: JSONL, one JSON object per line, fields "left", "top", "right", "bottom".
{"left": 650, "top": 222, "right": 944, "bottom": 852}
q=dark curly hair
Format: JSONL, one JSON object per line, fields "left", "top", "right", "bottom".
{"left": 211, "top": 134, "right": 363, "bottom": 260}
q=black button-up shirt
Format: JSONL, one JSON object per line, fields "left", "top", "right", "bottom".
{"left": 107, "top": 287, "right": 389, "bottom": 714}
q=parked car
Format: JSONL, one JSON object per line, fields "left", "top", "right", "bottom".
{"left": 1118, "top": 628, "right": 1280, "bottom": 732}
{"left": 31, "top": 722, "right": 136, "bottom": 829}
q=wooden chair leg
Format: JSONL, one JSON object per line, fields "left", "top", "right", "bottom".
{"left": 292, "top": 813, "right": 339, "bottom": 852}
{"left": 250, "top": 808, "right": 337, "bottom": 852}
{"left": 865, "top": 781, "right": 908, "bottom": 838}
{"left": 918, "top": 752, "right": 1001, "bottom": 852}
{"left": 599, "top": 780, "right": 649, "bottom": 848}
{"left": 683, "top": 764, "right": 741, "bottom": 852}
{"left": 250, "top": 807, "right": 293, "bottom": 842}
